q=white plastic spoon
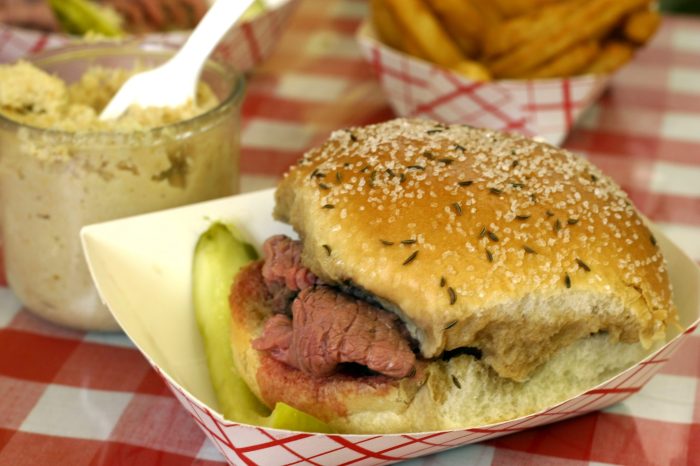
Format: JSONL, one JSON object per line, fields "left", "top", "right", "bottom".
{"left": 100, "top": 0, "right": 255, "bottom": 121}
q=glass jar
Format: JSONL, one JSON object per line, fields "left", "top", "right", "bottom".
{"left": 0, "top": 43, "right": 244, "bottom": 331}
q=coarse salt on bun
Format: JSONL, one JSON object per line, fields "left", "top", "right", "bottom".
{"left": 230, "top": 118, "right": 677, "bottom": 433}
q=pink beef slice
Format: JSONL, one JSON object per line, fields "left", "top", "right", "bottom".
{"left": 253, "top": 286, "right": 416, "bottom": 378}
{"left": 261, "top": 235, "right": 318, "bottom": 313}
{"left": 261, "top": 235, "right": 317, "bottom": 291}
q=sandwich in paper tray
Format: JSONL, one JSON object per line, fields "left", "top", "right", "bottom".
{"left": 81, "top": 120, "right": 700, "bottom": 465}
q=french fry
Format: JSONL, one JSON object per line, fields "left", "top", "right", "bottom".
{"left": 371, "top": 0, "right": 655, "bottom": 81}
{"left": 451, "top": 60, "right": 492, "bottom": 81}
{"left": 471, "top": 0, "right": 503, "bottom": 30}
{"left": 370, "top": 0, "right": 402, "bottom": 52}
{"left": 490, "top": 0, "right": 566, "bottom": 18}
{"left": 447, "top": 29, "right": 480, "bottom": 59}
{"left": 401, "top": 28, "right": 433, "bottom": 60}
{"left": 384, "top": 0, "right": 465, "bottom": 67}
{"left": 524, "top": 41, "right": 600, "bottom": 78}
{"left": 624, "top": 9, "right": 661, "bottom": 45}
{"left": 371, "top": 0, "right": 430, "bottom": 60}
{"left": 424, "top": 0, "right": 483, "bottom": 57}
{"left": 483, "top": 0, "right": 584, "bottom": 59}
{"left": 584, "top": 41, "right": 635, "bottom": 74}
{"left": 487, "top": 0, "right": 650, "bottom": 78}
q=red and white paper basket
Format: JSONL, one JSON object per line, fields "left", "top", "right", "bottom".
{"left": 356, "top": 21, "right": 613, "bottom": 146}
{"left": 0, "top": 0, "right": 297, "bottom": 71}
{"left": 81, "top": 189, "right": 700, "bottom": 466}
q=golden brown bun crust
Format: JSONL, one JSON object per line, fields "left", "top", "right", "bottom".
{"left": 274, "top": 118, "right": 676, "bottom": 381}
{"left": 230, "top": 261, "right": 656, "bottom": 434}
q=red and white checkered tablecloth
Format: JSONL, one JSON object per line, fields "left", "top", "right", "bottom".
{"left": 1, "top": 1, "right": 700, "bottom": 465}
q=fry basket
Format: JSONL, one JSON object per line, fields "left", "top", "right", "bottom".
{"left": 356, "top": 21, "right": 614, "bottom": 145}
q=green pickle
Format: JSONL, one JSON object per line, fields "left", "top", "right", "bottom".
{"left": 241, "top": 0, "right": 268, "bottom": 21}
{"left": 49, "top": 0, "right": 124, "bottom": 37}
{"left": 49, "top": 0, "right": 267, "bottom": 37}
{"left": 193, "top": 223, "right": 332, "bottom": 433}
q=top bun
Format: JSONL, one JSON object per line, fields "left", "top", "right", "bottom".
{"left": 274, "top": 119, "right": 676, "bottom": 381}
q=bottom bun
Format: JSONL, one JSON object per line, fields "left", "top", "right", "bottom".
{"left": 230, "top": 261, "right": 655, "bottom": 434}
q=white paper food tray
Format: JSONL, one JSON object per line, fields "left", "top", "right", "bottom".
{"left": 81, "top": 189, "right": 700, "bottom": 466}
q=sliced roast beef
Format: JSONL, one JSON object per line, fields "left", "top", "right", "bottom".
{"left": 262, "top": 235, "right": 317, "bottom": 290}
{"left": 261, "top": 235, "right": 318, "bottom": 313}
{"left": 253, "top": 286, "right": 415, "bottom": 378}
{"left": 253, "top": 314, "right": 293, "bottom": 362}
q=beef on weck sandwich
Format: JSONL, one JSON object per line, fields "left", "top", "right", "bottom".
{"left": 229, "top": 118, "right": 677, "bottom": 434}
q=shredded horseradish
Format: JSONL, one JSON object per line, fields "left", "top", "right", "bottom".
{"left": 0, "top": 61, "right": 218, "bottom": 133}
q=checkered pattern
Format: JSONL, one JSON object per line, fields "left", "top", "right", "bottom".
{"left": 0, "top": 0, "right": 297, "bottom": 71}
{"left": 2, "top": 1, "right": 700, "bottom": 465}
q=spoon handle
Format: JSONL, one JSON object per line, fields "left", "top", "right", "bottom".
{"left": 99, "top": 0, "right": 257, "bottom": 121}
{"left": 172, "top": 0, "right": 256, "bottom": 76}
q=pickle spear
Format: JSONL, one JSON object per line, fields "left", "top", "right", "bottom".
{"left": 241, "top": 0, "right": 268, "bottom": 21}
{"left": 49, "top": 0, "right": 123, "bottom": 37}
{"left": 193, "top": 223, "right": 332, "bottom": 433}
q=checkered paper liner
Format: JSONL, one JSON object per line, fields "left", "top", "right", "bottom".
{"left": 355, "top": 21, "right": 613, "bottom": 146}
{"left": 0, "top": 0, "right": 297, "bottom": 71}
{"left": 81, "top": 190, "right": 700, "bottom": 466}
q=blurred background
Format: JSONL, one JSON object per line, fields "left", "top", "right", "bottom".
{"left": 660, "top": 0, "right": 700, "bottom": 14}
